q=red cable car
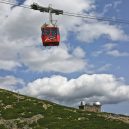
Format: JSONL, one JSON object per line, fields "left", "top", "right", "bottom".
{"left": 31, "top": 3, "right": 63, "bottom": 47}
{"left": 41, "top": 24, "right": 60, "bottom": 46}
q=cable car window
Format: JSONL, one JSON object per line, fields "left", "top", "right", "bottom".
{"left": 51, "top": 28, "right": 57, "bottom": 36}
{"left": 44, "top": 29, "right": 50, "bottom": 35}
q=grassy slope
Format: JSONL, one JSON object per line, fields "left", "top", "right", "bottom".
{"left": 0, "top": 89, "right": 129, "bottom": 129}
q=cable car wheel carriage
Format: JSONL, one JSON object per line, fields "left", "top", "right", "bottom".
{"left": 31, "top": 3, "right": 63, "bottom": 47}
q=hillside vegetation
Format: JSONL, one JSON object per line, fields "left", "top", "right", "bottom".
{"left": 0, "top": 88, "right": 129, "bottom": 129}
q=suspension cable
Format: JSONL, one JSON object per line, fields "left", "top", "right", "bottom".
{"left": 63, "top": 12, "right": 129, "bottom": 24}
{"left": 0, "top": 0, "right": 129, "bottom": 24}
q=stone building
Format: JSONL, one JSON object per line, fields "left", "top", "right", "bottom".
{"left": 79, "top": 101, "right": 101, "bottom": 112}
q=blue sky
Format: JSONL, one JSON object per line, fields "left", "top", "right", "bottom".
{"left": 0, "top": 0, "right": 129, "bottom": 115}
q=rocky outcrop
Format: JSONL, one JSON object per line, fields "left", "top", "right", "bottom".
{"left": 0, "top": 114, "right": 44, "bottom": 129}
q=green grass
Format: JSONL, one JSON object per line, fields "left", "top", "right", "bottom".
{"left": 0, "top": 88, "right": 129, "bottom": 129}
{"left": 0, "top": 124, "right": 7, "bottom": 129}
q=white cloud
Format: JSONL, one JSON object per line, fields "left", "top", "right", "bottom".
{"left": 93, "top": 43, "right": 129, "bottom": 57}
{"left": 20, "top": 74, "right": 129, "bottom": 106}
{"left": 107, "top": 50, "right": 129, "bottom": 57}
{"left": 0, "top": 60, "right": 21, "bottom": 70}
{"left": 0, "top": 76, "right": 24, "bottom": 91}
{"left": 0, "top": 40, "right": 30, "bottom": 71}
{"left": 72, "top": 47, "right": 85, "bottom": 58}
{"left": 0, "top": 2, "right": 11, "bottom": 25}
{"left": 20, "top": 44, "right": 87, "bottom": 73}
{"left": 0, "top": 36, "right": 87, "bottom": 73}
{"left": 76, "top": 22, "right": 129, "bottom": 43}
{"left": 101, "top": 1, "right": 122, "bottom": 15}
{"left": 103, "top": 43, "right": 117, "bottom": 50}
{"left": 103, "top": 43, "right": 129, "bottom": 57}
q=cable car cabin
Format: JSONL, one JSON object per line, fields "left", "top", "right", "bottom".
{"left": 41, "top": 24, "right": 60, "bottom": 46}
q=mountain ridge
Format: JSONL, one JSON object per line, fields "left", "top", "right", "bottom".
{"left": 0, "top": 88, "right": 129, "bottom": 129}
